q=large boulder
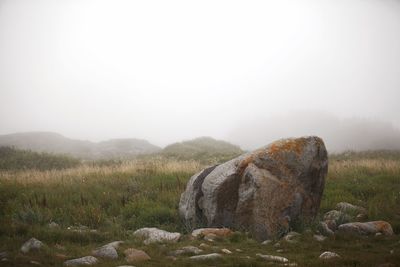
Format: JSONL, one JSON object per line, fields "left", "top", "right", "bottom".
{"left": 179, "top": 136, "right": 328, "bottom": 240}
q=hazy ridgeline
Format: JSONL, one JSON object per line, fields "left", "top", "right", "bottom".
{"left": 0, "top": 149, "right": 399, "bottom": 266}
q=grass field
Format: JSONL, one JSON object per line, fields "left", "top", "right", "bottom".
{"left": 0, "top": 151, "right": 399, "bottom": 266}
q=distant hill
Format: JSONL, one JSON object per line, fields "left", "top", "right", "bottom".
{"left": 228, "top": 111, "right": 400, "bottom": 152}
{"left": 0, "top": 132, "right": 161, "bottom": 159}
{"left": 161, "top": 137, "right": 243, "bottom": 163}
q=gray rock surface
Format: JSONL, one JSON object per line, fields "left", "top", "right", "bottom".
{"left": 319, "top": 251, "right": 340, "bottom": 259}
{"left": 336, "top": 202, "right": 366, "bottom": 214}
{"left": 133, "top": 228, "right": 181, "bottom": 244}
{"left": 92, "top": 244, "right": 118, "bottom": 259}
{"left": 189, "top": 253, "right": 222, "bottom": 260}
{"left": 256, "top": 254, "right": 289, "bottom": 263}
{"left": 170, "top": 246, "right": 203, "bottom": 256}
{"left": 338, "top": 221, "right": 394, "bottom": 236}
{"left": 179, "top": 136, "right": 328, "bottom": 240}
{"left": 63, "top": 256, "right": 98, "bottom": 266}
{"left": 21, "top": 238, "right": 43, "bottom": 253}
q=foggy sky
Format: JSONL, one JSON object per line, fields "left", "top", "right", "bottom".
{"left": 1, "top": 0, "right": 400, "bottom": 147}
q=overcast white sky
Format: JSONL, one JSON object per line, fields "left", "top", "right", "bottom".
{"left": 1, "top": 0, "right": 400, "bottom": 146}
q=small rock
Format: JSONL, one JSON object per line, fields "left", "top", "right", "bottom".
{"left": 191, "top": 228, "right": 233, "bottom": 238}
{"left": 0, "top": 252, "right": 8, "bottom": 259}
{"left": 376, "top": 232, "right": 383, "bottom": 237}
{"left": 336, "top": 202, "right": 367, "bottom": 214}
{"left": 64, "top": 256, "right": 98, "bottom": 266}
{"left": 319, "top": 251, "right": 340, "bottom": 260}
{"left": 323, "top": 210, "right": 351, "bottom": 225}
{"left": 235, "top": 249, "right": 243, "bottom": 252}
{"left": 55, "top": 253, "right": 68, "bottom": 259}
{"left": 283, "top": 231, "right": 300, "bottom": 243}
{"left": 1, "top": 258, "right": 9, "bottom": 262}
{"left": 204, "top": 233, "right": 217, "bottom": 242}
{"left": 356, "top": 213, "right": 368, "bottom": 222}
{"left": 21, "top": 238, "right": 43, "bottom": 253}
{"left": 273, "top": 242, "right": 281, "bottom": 248}
{"left": 261, "top": 239, "right": 273, "bottom": 245}
{"left": 133, "top": 228, "right": 181, "bottom": 245}
{"left": 338, "top": 221, "right": 394, "bottom": 236}
{"left": 48, "top": 222, "right": 60, "bottom": 228}
{"left": 276, "top": 249, "right": 284, "bottom": 253}
{"left": 92, "top": 245, "right": 118, "bottom": 259}
{"left": 189, "top": 253, "right": 222, "bottom": 261}
{"left": 124, "top": 248, "right": 151, "bottom": 263}
{"left": 221, "top": 248, "right": 232, "bottom": 254}
{"left": 105, "top": 241, "right": 124, "bottom": 249}
{"left": 170, "top": 246, "right": 202, "bottom": 256}
{"left": 30, "top": 260, "right": 41, "bottom": 265}
{"left": 116, "top": 266, "right": 136, "bottom": 267}
{"left": 313, "top": 234, "right": 327, "bottom": 242}
{"left": 319, "top": 221, "right": 335, "bottom": 236}
{"left": 390, "top": 250, "right": 394, "bottom": 254}
{"left": 199, "top": 243, "right": 210, "bottom": 249}
{"left": 256, "top": 253, "right": 289, "bottom": 263}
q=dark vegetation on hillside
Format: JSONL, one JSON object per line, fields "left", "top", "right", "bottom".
{"left": 0, "top": 146, "right": 80, "bottom": 171}
{"left": 161, "top": 137, "right": 243, "bottom": 163}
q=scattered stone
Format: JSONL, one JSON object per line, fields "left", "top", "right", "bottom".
{"left": 55, "top": 253, "right": 68, "bottom": 260}
{"left": 276, "top": 249, "right": 284, "bottom": 253}
{"left": 323, "top": 210, "right": 351, "bottom": 225}
{"left": 390, "top": 250, "right": 394, "bottom": 254}
{"left": 376, "top": 232, "right": 383, "bottom": 237}
{"left": 133, "top": 228, "right": 181, "bottom": 244}
{"left": 204, "top": 233, "right": 217, "bottom": 242}
{"left": 319, "top": 251, "right": 340, "bottom": 260}
{"left": 170, "top": 246, "right": 203, "bottom": 256}
{"left": 274, "top": 242, "right": 281, "bottom": 248}
{"left": 67, "top": 225, "right": 97, "bottom": 233}
{"left": 199, "top": 243, "right": 210, "bottom": 249}
{"left": 63, "top": 256, "right": 98, "bottom": 266}
{"left": 21, "top": 238, "right": 44, "bottom": 253}
{"left": 179, "top": 137, "right": 328, "bottom": 241}
{"left": 283, "top": 231, "right": 301, "bottom": 243}
{"left": 319, "top": 221, "right": 334, "bottom": 236}
{"left": 256, "top": 253, "right": 289, "bottom": 263}
{"left": 1, "top": 258, "right": 9, "bottom": 262}
{"left": 189, "top": 253, "right": 222, "bottom": 261}
{"left": 313, "top": 234, "right": 327, "bottom": 242}
{"left": 356, "top": 213, "right": 368, "bottom": 222}
{"left": 377, "top": 264, "right": 396, "bottom": 267}
{"left": 48, "top": 222, "right": 60, "bottom": 228}
{"left": 191, "top": 228, "right": 233, "bottom": 238}
{"left": 0, "top": 252, "right": 8, "bottom": 259}
{"left": 92, "top": 244, "right": 118, "bottom": 259}
{"left": 261, "top": 240, "right": 273, "bottom": 245}
{"left": 104, "top": 241, "right": 124, "bottom": 249}
{"left": 30, "top": 261, "right": 41, "bottom": 265}
{"left": 336, "top": 202, "right": 367, "bottom": 214}
{"left": 124, "top": 248, "right": 151, "bottom": 263}
{"left": 338, "top": 221, "right": 393, "bottom": 236}
{"left": 116, "top": 266, "right": 136, "bottom": 267}
{"left": 221, "top": 248, "right": 232, "bottom": 254}
{"left": 236, "top": 249, "right": 243, "bottom": 252}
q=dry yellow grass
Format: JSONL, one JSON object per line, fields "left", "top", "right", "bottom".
{"left": 0, "top": 157, "right": 202, "bottom": 185}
